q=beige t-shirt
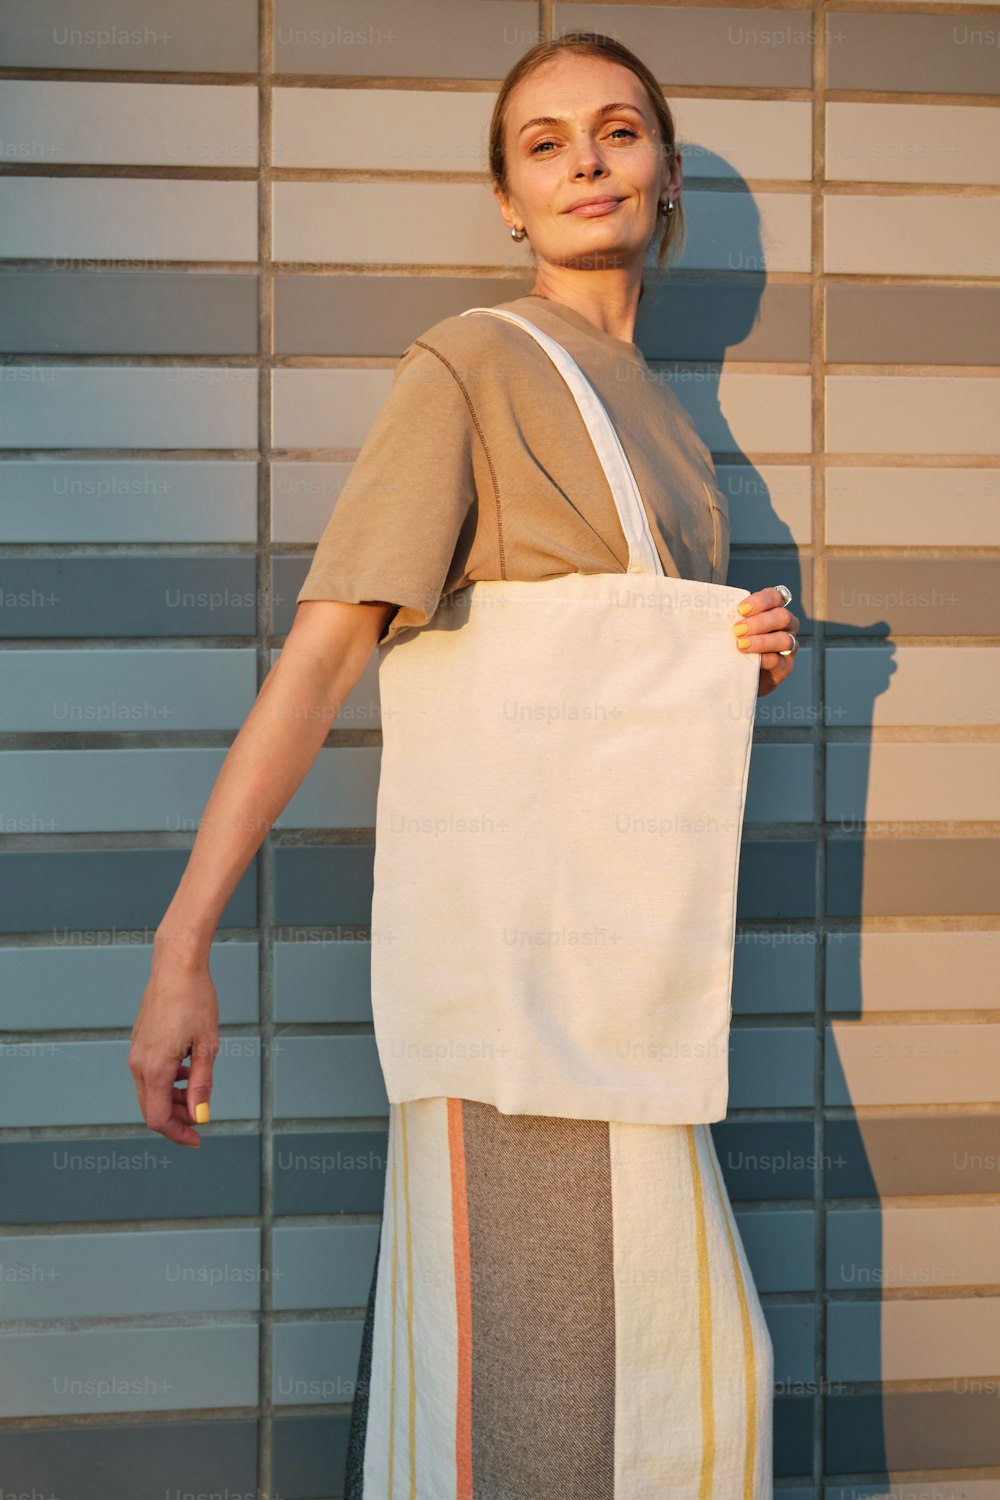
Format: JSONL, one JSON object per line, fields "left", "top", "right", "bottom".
{"left": 296, "top": 293, "right": 730, "bottom": 645}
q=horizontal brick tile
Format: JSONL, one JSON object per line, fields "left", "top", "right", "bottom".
{"left": 0, "top": 461, "right": 258, "bottom": 545}
{"left": 0, "top": 849, "right": 256, "bottom": 935}
{"left": 0, "top": 367, "right": 258, "bottom": 449}
{"left": 0, "top": 1228, "right": 263, "bottom": 1317}
{"left": 273, "top": 1035, "right": 388, "bottom": 1119}
{"left": 0, "top": 1418, "right": 258, "bottom": 1500}
{"left": 0, "top": 1134, "right": 260, "bottom": 1226}
{"left": 0, "top": 1323, "right": 258, "bottom": 1417}
{"left": 272, "top": 1130, "right": 388, "bottom": 1217}
{"left": 0, "top": 272, "right": 259, "bottom": 356}
{"left": 0, "top": 939, "right": 258, "bottom": 1029}
{"left": 0, "top": 4, "right": 258, "bottom": 72}
{"left": 0, "top": 178, "right": 258, "bottom": 262}
{"left": 0, "top": 559, "right": 259, "bottom": 638}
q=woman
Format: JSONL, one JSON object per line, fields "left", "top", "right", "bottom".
{"left": 131, "top": 29, "right": 799, "bottom": 1500}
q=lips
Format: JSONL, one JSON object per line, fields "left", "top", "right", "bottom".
{"left": 565, "top": 196, "right": 623, "bottom": 217}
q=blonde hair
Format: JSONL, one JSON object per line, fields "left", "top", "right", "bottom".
{"left": 488, "top": 29, "right": 686, "bottom": 276}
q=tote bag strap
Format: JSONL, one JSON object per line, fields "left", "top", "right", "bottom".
{"left": 460, "top": 305, "right": 663, "bottom": 578}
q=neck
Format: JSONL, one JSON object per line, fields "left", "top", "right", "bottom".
{"left": 527, "top": 273, "right": 641, "bottom": 346}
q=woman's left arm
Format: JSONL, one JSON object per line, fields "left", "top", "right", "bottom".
{"left": 731, "top": 585, "right": 800, "bottom": 699}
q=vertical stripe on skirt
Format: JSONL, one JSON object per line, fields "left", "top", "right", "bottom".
{"left": 349, "top": 1098, "right": 773, "bottom": 1500}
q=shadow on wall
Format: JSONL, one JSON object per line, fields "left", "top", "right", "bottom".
{"left": 641, "top": 147, "right": 896, "bottom": 1486}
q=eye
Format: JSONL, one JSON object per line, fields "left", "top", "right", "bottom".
{"left": 530, "top": 125, "right": 640, "bottom": 155}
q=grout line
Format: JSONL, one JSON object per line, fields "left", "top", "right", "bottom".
{"left": 257, "top": 1, "right": 276, "bottom": 1494}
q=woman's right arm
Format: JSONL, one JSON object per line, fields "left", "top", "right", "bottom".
{"left": 129, "top": 598, "right": 397, "bottom": 1148}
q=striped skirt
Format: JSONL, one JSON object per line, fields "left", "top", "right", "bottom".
{"left": 345, "top": 1097, "right": 774, "bottom": 1500}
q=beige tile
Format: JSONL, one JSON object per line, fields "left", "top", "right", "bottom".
{"left": 272, "top": 180, "right": 522, "bottom": 267}
{"left": 827, "top": 376, "right": 1000, "bottom": 456}
{"left": 828, "top": 12, "right": 1000, "bottom": 97}
{"left": 272, "top": 86, "right": 495, "bottom": 171}
{"left": 828, "top": 286, "right": 1000, "bottom": 368}
{"left": 826, "top": 466, "right": 1000, "bottom": 546}
{"left": 720, "top": 464, "right": 813, "bottom": 544}
{"left": 673, "top": 191, "right": 812, "bottom": 274}
{"left": 827, "top": 930, "right": 1000, "bottom": 1013}
{"left": 272, "top": 368, "right": 393, "bottom": 450}
{"left": 828, "top": 744, "right": 1000, "bottom": 821}
{"left": 270, "top": 461, "right": 353, "bottom": 541}
{"left": 826, "top": 194, "right": 1000, "bottom": 277}
{"left": 828, "top": 837, "right": 1000, "bottom": 916}
{"left": 707, "top": 373, "right": 813, "bottom": 455}
{"left": 272, "top": 181, "right": 810, "bottom": 273}
{"left": 0, "top": 79, "right": 257, "bottom": 167}
{"left": 825, "top": 645, "right": 1000, "bottom": 728}
{"left": 273, "top": 0, "right": 535, "bottom": 80}
{"left": 827, "top": 559, "right": 999, "bottom": 635}
{"left": 0, "top": 178, "right": 258, "bottom": 261}
{"left": 877, "top": 1297, "right": 1000, "bottom": 1381}
{"left": 271, "top": 89, "right": 813, "bottom": 181}
{"left": 826, "top": 102, "right": 1000, "bottom": 185}
{"left": 0, "top": 367, "right": 258, "bottom": 449}
{"left": 833, "top": 1204, "right": 1000, "bottom": 1287}
{"left": 828, "top": 1021, "right": 1000, "bottom": 1106}
{"left": 556, "top": 3, "right": 811, "bottom": 89}
{"left": 672, "top": 98, "right": 813, "bottom": 181}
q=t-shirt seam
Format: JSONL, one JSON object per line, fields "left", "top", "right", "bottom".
{"left": 411, "top": 339, "right": 506, "bottom": 581}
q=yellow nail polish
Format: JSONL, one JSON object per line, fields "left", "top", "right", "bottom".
{"left": 732, "top": 622, "right": 749, "bottom": 636}
{"left": 737, "top": 638, "right": 751, "bottom": 650}
{"left": 195, "top": 1102, "right": 210, "bottom": 1124}
{"left": 737, "top": 601, "right": 752, "bottom": 616}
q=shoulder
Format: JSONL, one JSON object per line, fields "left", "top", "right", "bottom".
{"left": 396, "top": 305, "right": 538, "bottom": 386}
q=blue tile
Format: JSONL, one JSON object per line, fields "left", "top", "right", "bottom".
{"left": 273, "top": 1130, "right": 388, "bottom": 1217}
{"left": 0, "top": 646, "right": 257, "bottom": 730}
{"left": 0, "top": 940, "right": 258, "bottom": 1029}
{"left": 274, "top": 1036, "right": 387, "bottom": 1120}
{"left": 0, "top": 849, "right": 256, "bottom": 934}
{"left": 0, "top": 1134, "right": 260, "bottom": 1226}
{"left": 272, "top": 1320, "right": 364, "bottom": 1407}
{"left": 0, "top": 1038, "right": 261, "bottom": 1127}
{"left": 273, "top": 939, "right": 373, "bottom": 1023}
{"left": 0, "top": 1229, "right": 262, "bottom": 1317}
{"left": 0, "top": 1323, "right": 258, "bottom": 1416}
{"left": 272, "top": 1224, "right": 380, "bottom": 1309}
{"left": 273, "top": 846, "right": 373, "bottom": 926}
{"left": 0, "top": 1418, "right": 258, "bottom": 1500}
{"left": 0, "top": 558, "right": 258, "bottom": 637}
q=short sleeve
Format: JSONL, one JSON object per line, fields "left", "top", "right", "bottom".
{"left": 296, "top": 338, "right": 477, "bottom": 644}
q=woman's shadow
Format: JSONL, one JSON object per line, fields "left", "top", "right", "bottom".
{"left": 635, "top": 151, "right": 896, "bottom": 1493}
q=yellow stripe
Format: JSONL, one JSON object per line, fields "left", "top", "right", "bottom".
{"left": 400, "top": 1101, "right": 417, "bottom": 1499}
{"left": 686, "top": 1123, "right": 715, "bottom": 1498}
{"left": 387, "top": 1107, "right": 399, "bottom": 1495}
{"left": 703, "top": 1127, "right": 759, "bottom": 1499}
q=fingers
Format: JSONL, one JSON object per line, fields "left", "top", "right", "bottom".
{"left": 733, "top": 607, "right": 799, "bottom": 653}
{"left": 131, "top": 1050, "right": 214, "bottom": 1149}
{"left": 142, "top": 1074, "right": 204, "bottom": 1148}
{"left": 184, "top": 1033, "right": 219, "bottom": 1128}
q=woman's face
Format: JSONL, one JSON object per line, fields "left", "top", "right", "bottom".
{"left": 495, "top": 52, "right": 680, "bottom": 273}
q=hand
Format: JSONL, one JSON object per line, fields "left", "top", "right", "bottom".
{"left": 732, "top": 585, "right": 800, "bottom": 699}
{"left": 129, "top": 942, "right": 220, "bottom": 1149}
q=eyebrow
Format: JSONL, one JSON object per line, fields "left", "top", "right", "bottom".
{"left": 517, "top": 102, "right": 645, "bottom": 139}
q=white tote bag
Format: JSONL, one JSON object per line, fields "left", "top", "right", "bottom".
{"left": 369, "top": 307, "right": 760, "bottom": 1124}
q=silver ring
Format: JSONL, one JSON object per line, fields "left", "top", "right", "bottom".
{"left": 778, "top": 634, "right": 798, "bottom": 658}
{"left": 775, "top": 584, "right": 793, "bottom": 607}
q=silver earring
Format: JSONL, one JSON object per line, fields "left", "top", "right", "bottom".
{"left": 511, "top": 225, "right": 527, "bottom": 241}
{"left": 659, "top": 198, "right": 674, "bottom": 215}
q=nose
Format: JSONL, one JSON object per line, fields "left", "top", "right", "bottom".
{"left": 567, "top": 130, "right": 609, "bottom": 180}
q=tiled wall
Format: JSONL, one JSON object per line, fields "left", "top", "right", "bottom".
{"left": 1, "top": 2, "right": 998, "bottom": 1497}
